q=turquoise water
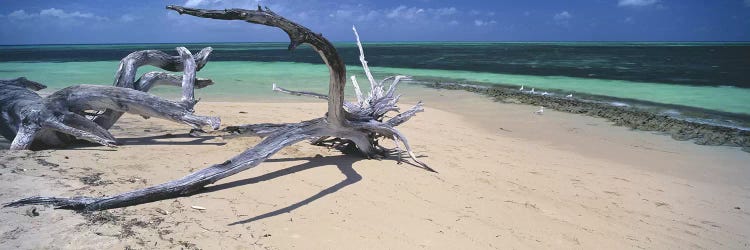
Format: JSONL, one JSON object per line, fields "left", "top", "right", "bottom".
{"left": 1, "top": 60, "right": 748, "bottom": 116}
{"left": 371, "top": 66, "right": 750, "bottom": 115}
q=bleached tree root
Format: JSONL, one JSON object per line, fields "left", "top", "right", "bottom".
{"left": 4, "top": 5, "right": 431, "bottom": 211}
{"left": 0, "top": 47, "right": 220, "bottom": 150}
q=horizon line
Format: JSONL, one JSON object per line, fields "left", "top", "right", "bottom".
{"left": 2, "top": 40, "right": 750, "bottom": 47}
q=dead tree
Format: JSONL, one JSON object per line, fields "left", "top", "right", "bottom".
{"left": 0, "top": 47, "right": 220, "bottom": 150}
{"left": 4, "top": 5, "right": 431, "bottom": 211}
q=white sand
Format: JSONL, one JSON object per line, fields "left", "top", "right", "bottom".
{"left": 1, "top": 88, "right": 748, "bottom": 249}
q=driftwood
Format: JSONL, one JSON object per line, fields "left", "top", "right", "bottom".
{"left": 0, "top": 47, "right": 219, "bottom": 150}
{"left": 94, "top": 47, "right": 214, "bottom": 129}
{"left": 4, "top": 5, "right": 431, "bottom": 211}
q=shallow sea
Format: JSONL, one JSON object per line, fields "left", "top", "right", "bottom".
{"left": 1, "top": 42, "right": 748, "bottom": 128}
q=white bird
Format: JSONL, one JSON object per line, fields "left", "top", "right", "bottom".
{"left": 566, "top": 94, "right": 573, "bottom": 98}
{"left": 519, "top": 85, "right": 524, "bottom": 91}
{"left": 535, "top": 106, "right": 544, "bottom": 115}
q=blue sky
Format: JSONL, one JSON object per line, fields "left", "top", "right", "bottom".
{"left": 1, "top": 0, "right": 749, "bottom": 44}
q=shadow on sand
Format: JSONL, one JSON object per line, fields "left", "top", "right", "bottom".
{"left": 201, "top": 155, "right": 367, "bottom": 225}
{"left": 115, "top": 133, "right": 225, "bottom": 146}
{"left": 0, "top": 133, "right": 224, "bottom": 150}
{"left": 200, "top": 154, "right": 416, "bottom": 225}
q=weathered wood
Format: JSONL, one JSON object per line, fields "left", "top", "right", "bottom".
{"left": 94, "top": 47, "right": 214, "bottom": 129}
{"left": 0, "top": 83, "right": 220, "bottom": 150}
{"left": 0, "top": 47, "right": 219, "bottom": 150}
{"left": 135, "top": 72, "right": 214, "bottom": 93}
{"left": 272, "top": 83, "right": 328, "bottom": 100}
{"left": 0, "top": 77, "right": 47, "bottom": 91}
{"left": 4, "top": 5, "right": 431, "bottom": 211}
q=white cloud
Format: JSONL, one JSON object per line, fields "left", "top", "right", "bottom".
{"left": 8, "top": 10, "right": 36, "bottom": 20}
{"left": 553, "top": 11, "right": 572, "bottom": 20}
{"left": 553, "top": 11, "right": 572, "bottom": 27}
{"left": 382, "top": 5, "right": 459, "bottom": 22}
{"left": 473, "top": 19, "right": 496, "bottom": 27}
{"left": 434, "top": 7, "right": 457, "bottom": 16}
{"left": 624, "top": 16, "right": 634, "bottom": 24}
{"left": 745, "top": 0, "right": 750, "bottom": 7}
{"left": 618, "top": 0, "right": 659, "bottom": 7}
{"left": 386, "top": 6, "right": 424, "bottom": 20}
{"left": 328, "top": 8, "right": 381, "bottom": 22}
{"left": 175, "top": 1, "right": 490, "bottom": 31}
{"left": 39, "top": 8, "right": 108, "bottom": 21}
{"left": 5, "top": 8, "right": 108, "bottom": 22}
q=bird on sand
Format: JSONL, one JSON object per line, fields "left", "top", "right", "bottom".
{"left": 535, "top": 106, "right": 544, "bottom": 115}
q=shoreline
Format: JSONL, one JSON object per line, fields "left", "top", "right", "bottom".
{"left": 419, "top": 81, "right": 750, "bottom": 153}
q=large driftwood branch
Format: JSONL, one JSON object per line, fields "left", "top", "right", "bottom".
{"left": 0, "top": 47, "right": 219, "bottom": 150}
{"left": 4, "top": 5, "right": 430, "bottom": 211}
{"left": 166, "top": 5, "right": 348, "bottom": 127}
{"left": 94, "top": 47, "right": 214, "bottom": 129}
{"left": 0, "top": 83, "right": 220, "bottom": 150}
{"left": 0, "top": 77, "right": 47, "bottom": 91}
{"left": 6, "top": 118, "right": 323, "bottom": 210}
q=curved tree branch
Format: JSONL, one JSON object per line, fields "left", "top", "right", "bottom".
{"left": 167, "top": 5, "right": 347, "bottom": 126}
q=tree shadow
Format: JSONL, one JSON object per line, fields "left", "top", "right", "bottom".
{"left": 115, "top": 133, "right": 225, "bottom": 146}
{"left": 199, "top": 154, "right": 386, "bottom": 225}
{"left": 0, "top": 133, "right": 224, "bottom": 150}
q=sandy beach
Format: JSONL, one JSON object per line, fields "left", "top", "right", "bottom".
{"left": 1, "top": 88, "right": 749, "bottom": 249}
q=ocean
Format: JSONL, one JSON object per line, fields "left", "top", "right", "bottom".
{"left": 1, "top": 42, "right": 749, "bottom": 128}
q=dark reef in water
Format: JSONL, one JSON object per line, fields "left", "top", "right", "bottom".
{"left": 423, "top": 82, "right": 750, "bottom": 153}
